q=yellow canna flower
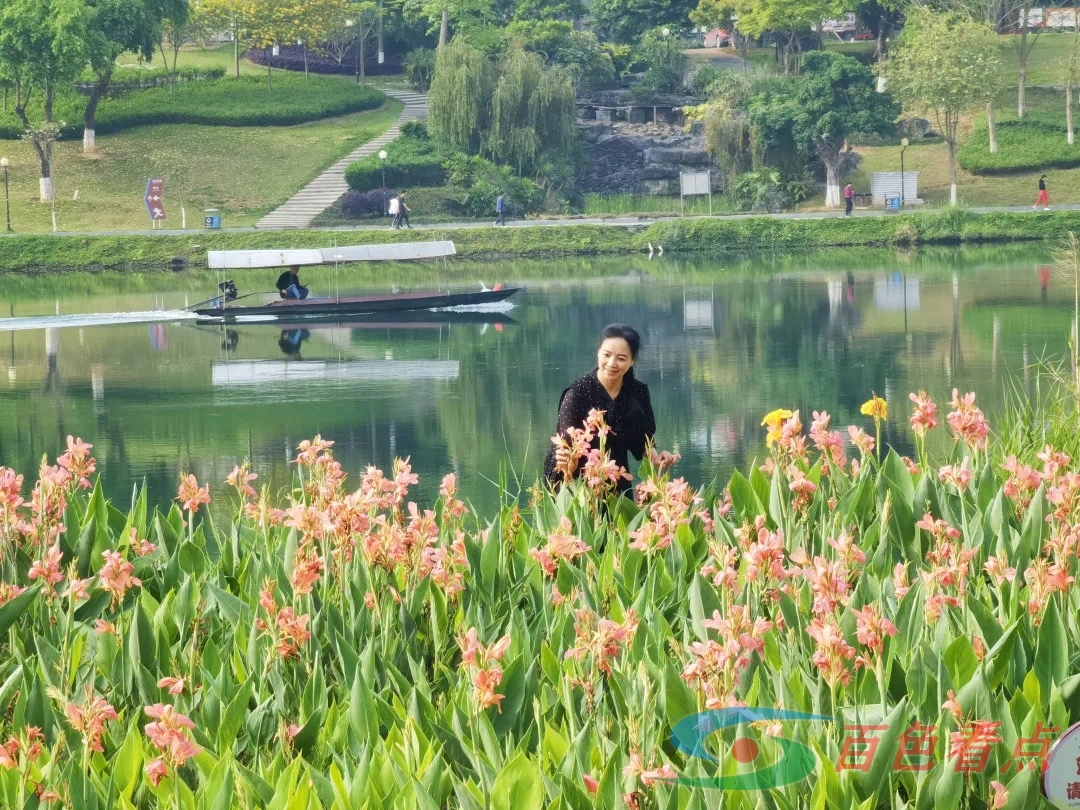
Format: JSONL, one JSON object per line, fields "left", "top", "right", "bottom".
{"left": 860, "top": 395, "right": 888, "bottom": 420}
{"left": 761, "top": 409, "right": 793, "bottom": 428}
{"left": 761, "top": 408, "right": 793, "bottom": 447}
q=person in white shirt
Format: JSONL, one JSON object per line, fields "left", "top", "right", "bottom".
{"left": 388, "top": 194, "right": 401, "bottom": 229}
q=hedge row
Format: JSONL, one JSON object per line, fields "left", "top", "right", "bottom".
{"left": 957, "top": 112, "right": 1080, "bottom": 174}
{"left": 74, "top": 66, "right": 227, "bottom": 95}
{"left": 344, "top": 131, "right": 445, "bottom": 192}
{"left": 0, "top": 75, "right": 386, "bottom": 140}
{"left": 642, "top": 208, "right": 1080, "bottom": 251}
{"left": 2, "top": 208, "right": 1079, "bottom": 273}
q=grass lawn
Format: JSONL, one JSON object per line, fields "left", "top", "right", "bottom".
{"left": 3, "top": 102, "right": 402, "bottom": 232}
{"left": 0, "top": 44, "right": 406, "bottom": 232}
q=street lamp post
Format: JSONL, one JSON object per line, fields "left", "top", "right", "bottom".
{"left": 1, "top": 158, "right": 10, "bottom": 233}
{"left": 378, "top": 149, "right": 388, "bottom": 216}
{"left": 900, "top": 137, "right": 909, "bottom": 208}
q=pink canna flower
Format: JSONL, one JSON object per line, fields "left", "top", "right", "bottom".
{"left": 57, "top": 436, "right": 96, "bottom": 490}
{"left": 938, "top": 462, "right": 973, "bottom": 492}
{"left": 94, "top": 619, "right": 116, "bottom": 635}
{"left": 438, "top": 473, "right": 468, "bottom": 519}
{"left": 157, "top": 677, "right": 185, "bottom": 695}
{"left": 63, "top": 577, "right": 92, "bottom": 602}
{"left": 64, "top": 695, "right": 118, "bottom": 753}
{"left": 457, "top": 627, "right": 512, "bottom": 712}
{"left": 583, "top": 775, "right": 599, "bottom": 794}
{"left": 144, "top": 757, "right": 168, "bottom": 787}
{"left": 98, "top": 549, "right": 141, "bottom": 607}
{"left": 1038, "top": 445, "right": 1072, "bottom": 481}
{"left": 1001, "top": 455, "right": 1042, "bottom": 510}
{"left": 28, "top": 545, "right": 64, "bottom": 590}
{"left": 851, "top": 603, "right": 897, "bottom": 658}
{"left": 128, "top": 527, "right": 157, "bottom": 557}
{"left": 847, "top": 426, "right": 875, "bottom": 457}
{"left": 946, "top": 390, "right": 990, "bottom": 450}
{"left": 225, "top": 463, "right": 258, "bottom": 501}
{"left": 984, "top": 554, "right": 1017, "bottom": 587}
{"left": 176, "top": 474, "right": 210, "bottom": 513}
{"left": 892, "top": 563, "right": 911, "bottom": 600}
{"left": 806, "top": 617, "right": 856, "bottom": 686}
{"left": 942, "top": 689, "right": 963, "bottom": 722}
{"left": 908, "top": 391, "right": 938, "bottom": 437}
{"left": 989, "top": 780, "right": 1009, "bottom": 809}
{"left": 565, "top": 608, "right": 639, "bottom": 676}
{"left": 295, "top": 435, "right": 334, "bottom": 466}
{"left": 0, "top": 583, "right": 26, "bottom": 607}
{"left": 143, "top": 703, "right": 201, "bottom": 780}
{"left": 529, "top": 517, "right": 591, "bottom": 576}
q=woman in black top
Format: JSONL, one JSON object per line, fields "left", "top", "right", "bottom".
{"left": 543, "top": 324, "right": 656, "bottom": 494}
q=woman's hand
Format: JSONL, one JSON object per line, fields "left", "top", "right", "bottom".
{"left": 554, "top": 444, "right": 572, "bottom": 471}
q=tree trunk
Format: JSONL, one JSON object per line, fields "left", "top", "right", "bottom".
{"left": 948, "top": 138, "right": 958, "bottom": 206}
{"left": 875, "top": 13, "right": 888, "bottom": 61}
{"left": 1068, "top": 82, "right": 1075, "bottom": 145}
{"left": 267, "top": 57, "right": 272, "bottom": 89}
{"left": 83, "top": 70, "right": 110, "bottom": 155}
{"left": 377, "top": 0, "right": 384, "bottom": 64}
{"left": 304, "top": 44, "right": 309, "bottom": 78}
{"left": 824, "top": 159, "right": 840, "bottom": 208}
{"left": 234, "top": 23, "right": 240, "bottom": 78}
{"left": 359, "top": 34, "right": 366, "bottom": 84}
{"left": 1019, "top": 12, "right": 1029, "bottom": 117}
{"left": 987, "top": 103, "right": 997, "bottom": 153}
{"left": 439, "top": 10, "right": 448, "bottom": 47}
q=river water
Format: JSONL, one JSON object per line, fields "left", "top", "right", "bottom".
{"left": 0, "top": 245, "right": 1069, "bottom": 514}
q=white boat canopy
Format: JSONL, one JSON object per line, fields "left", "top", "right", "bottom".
{"left": 207, "top": 241, "right": 457, "bottom": 269}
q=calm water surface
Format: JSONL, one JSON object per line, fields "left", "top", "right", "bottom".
{"left": 0, "top": 245, "right": 1068, "bottom": 513}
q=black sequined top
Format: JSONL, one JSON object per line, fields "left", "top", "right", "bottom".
{"left": 543, "top": 370, "right": 656, "bottom": 492}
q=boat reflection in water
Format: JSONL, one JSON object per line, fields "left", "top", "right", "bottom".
{"left": 208, "top": 310, "right": 516, "bottom": 387}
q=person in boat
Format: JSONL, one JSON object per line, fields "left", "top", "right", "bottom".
{"left": 543, "top": 323, "right": 655, "bottom": 495}
{"left": 276, "top": 266, "right": 309, "bottom": 300}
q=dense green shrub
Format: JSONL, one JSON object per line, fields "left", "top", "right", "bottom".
{"left": 0, "top": 75, "right": 386, "bottom": 140}
{"left": 958, "top": 112, "right": 1080, "bottom": 174}
{"left": 444, "top": 153, "right": 545, "bottom": 218}
{"left": 404, "top": 48, "right": 436, "bottom": 91}
{"left": 76, "top": 65, "right": 227, "bottom": 91}
{"left": 344, "top": 132, "right": 446, "bottom": 192}
{"left": 729, "top": 170, "right": 807, "bottom": 212}
{"left": 400, "top": 120, "right": 429, "bottom": 139}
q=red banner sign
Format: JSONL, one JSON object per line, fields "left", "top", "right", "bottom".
{"left": 145, "top": 178, "right": 165, "bottom": 221}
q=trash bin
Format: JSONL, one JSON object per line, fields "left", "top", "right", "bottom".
{"left": 204, "top": 208, "right": 221, "bottom": 229}
{"left": 885, "top": 195, "right": 901, "bottom": 211}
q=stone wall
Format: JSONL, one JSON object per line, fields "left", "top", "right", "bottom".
{"left": 578, "top": 119, "right": 723, "bottom": 196}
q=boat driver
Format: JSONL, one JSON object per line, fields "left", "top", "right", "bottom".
{"left": 276, "top": 266, "right": 309, "bottom": 300}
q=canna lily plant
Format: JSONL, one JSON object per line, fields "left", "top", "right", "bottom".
{"left": 0, "top": 389, "right": 1073, "bottom": 808}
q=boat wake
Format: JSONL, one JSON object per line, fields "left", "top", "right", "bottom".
{"left": 431, "top": 301, "right": 516, "bottom": 314}
{"left": 0, "top": 310, "right": 198, "bottom": 332}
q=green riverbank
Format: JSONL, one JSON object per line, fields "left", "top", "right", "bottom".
{"left": 2, "top": 209, "right": 1077, "bottom": 273}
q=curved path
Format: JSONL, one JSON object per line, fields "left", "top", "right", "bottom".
{"left": 255, "top": 89, "right": 427, "bottom": 230}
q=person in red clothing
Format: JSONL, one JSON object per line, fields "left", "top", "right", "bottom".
{"left": 844, "top": 183, "right": 854, "bottom": 216}
{"left": 1035, "top": 175, "right": 1050, "bottom": 210}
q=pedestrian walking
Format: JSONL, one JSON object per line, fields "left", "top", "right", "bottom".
{"left": 397, "top": 192, "right": 412, "bottom": 229}
{"left": 1035, "top": 175, "right": 1050, "bottom": 211}
{"left": 495, "top": 192, "right": 507, "bottom": 226}
{"left": 388, "top": 194, "right": 401, "bottom": 229}
{"left": 844, "top": 182, "right": 854, "bottom": 216}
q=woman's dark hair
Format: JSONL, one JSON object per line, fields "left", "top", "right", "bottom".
{"left": 599, "top": 323, "right": 641, "bottom": 359}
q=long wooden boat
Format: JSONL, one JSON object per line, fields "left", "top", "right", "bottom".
{"left": 195, "top": 240, "right": 521, "bottom": 320}
{"left": 194, "top": 287, "right": 520, "bottom": 319}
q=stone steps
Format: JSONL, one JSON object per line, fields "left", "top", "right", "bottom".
{"left": 256, "top": 89, "right": 428, "bottom": 230}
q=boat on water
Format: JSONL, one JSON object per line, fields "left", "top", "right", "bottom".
{"left": 193, "top": 240, "right": 521, "bottom": 320}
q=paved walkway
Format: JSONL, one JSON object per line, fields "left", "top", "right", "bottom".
{"left": 10, "top": 204, "right": 1080, "bottom": 240}
{"left": 254, "top": 89, "right": 428, "bottom": 230}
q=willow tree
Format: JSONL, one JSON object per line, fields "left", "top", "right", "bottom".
{"left": 429, "top": 39, "right": 492, "bottom": 153}
{"left": 488, "top": 45, "right": 575, "bottom": 174}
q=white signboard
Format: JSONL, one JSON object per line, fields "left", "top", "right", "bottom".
{"left": 1044, "top": 721, "right": 1080, "bottom": 807}
{"left": 680, "top": 171, "right": 711, "bottom": 197}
